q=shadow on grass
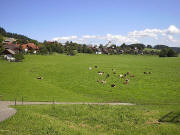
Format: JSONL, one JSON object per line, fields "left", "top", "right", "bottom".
{"left": 158, "top": 111, "right": 180, "bottom": 123}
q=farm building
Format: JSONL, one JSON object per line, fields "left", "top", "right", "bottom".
{"left": 3, "top": 38, "right": 16, "bottom": 44}
{"left": 96, "top": 48, "right": 102, "bottom": 54}
{"left": 3, "top": 49, "right": 16, "bottom": 55}
{"left": 21, "top": 43, "right": 39, "bottom": 53}
{"left": 2, "top": 49, "right": 16, "bottom": 62}
{"left": 4, "top": 44, "right": 19, "bottom": 53}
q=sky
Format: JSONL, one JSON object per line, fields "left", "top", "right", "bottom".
{"left": 0, "top": 0, "right": 180, "bottom": 47}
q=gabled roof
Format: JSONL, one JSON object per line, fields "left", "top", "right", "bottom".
{"left": 4, "top": 49, "right": 16, "bottom": 55}
{"left": 4, "top": 38, "right": 16, "bottom": 42}
{"left": 5, "top": 44, "right": 19, "bottom": 51}
{"left": 21, "top": 43, "right": 39, "bottom": 50}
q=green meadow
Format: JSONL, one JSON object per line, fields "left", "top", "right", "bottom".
{"left": 0, "top": 104, "right": 180, "bottom": 135}
{"left": 0, "top": 54, "right": 180, "bottom": 104}
{"left": 0, "top": 54, "right": 180, "bottom": 134}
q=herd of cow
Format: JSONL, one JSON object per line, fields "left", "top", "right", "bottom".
{"left": 89, "top": 65, "right": 152, "bottom": 88}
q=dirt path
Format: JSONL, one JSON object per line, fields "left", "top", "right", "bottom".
{"left": 0, "top": 101, "right": 135, "bottom": 122}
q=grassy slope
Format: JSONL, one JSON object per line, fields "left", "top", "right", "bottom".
{"left": 0, "top": 104, "right": 180, "bottom": 135}
{"left": 144, "top": 48, "right": 160, "bottom": 52}
{"left": 0, "top": 54, "right": 180, "bottom": 104}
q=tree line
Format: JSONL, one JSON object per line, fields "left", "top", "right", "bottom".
{"left": 0, "top": 26, "right": 178, "bottom": 57}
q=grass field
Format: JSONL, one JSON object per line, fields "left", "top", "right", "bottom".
{"left": 0, "top": 54, "right": 180, "bottom": 104}
{"left": 0, "top": 104, "right": 180, "bottom": 135}
{"left": 0, "top": 54, "right": 180, "bottom": 134}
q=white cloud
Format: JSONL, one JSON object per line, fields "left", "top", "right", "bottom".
{"left": 82, "top": 35, "right": 97, "bottom": 39}
{"left": 167, "top": 35, "right": 176, "bottom": 42}
{"left": 52, "top": 25, "right": 180, "bottom": 46}
{"left": 104, "top": 34, "right": 138, "bottom": 43}
{"left": 128, "top": 29, "right": 161, "bottom": 39}
{"left": 52, "top": 36, "right": 78, "bottom": 41}
{"left": 166, "top": 25, "right": 180, "bottom": 34}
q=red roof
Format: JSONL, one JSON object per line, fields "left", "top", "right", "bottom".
{"left": 21, "top": 43, "right": 39, "bottom": 50}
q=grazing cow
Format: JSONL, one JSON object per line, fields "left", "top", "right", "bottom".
{"left": 123, "top": 81, "right": 128, "bottom": 84}
{"left": 95, "top": 65, "right": 98, "bottom": 68}
{"left": 97, "top": 80, "right": 106, "bottom": 84}
{"left": 98, "top": 71, "right": 104, "bottom": 75}
{"left": 102, "top": 80, "right": 106, "bottom": 84}
{"left": 111, "top": 84, "right": 116, "bottom": 87}
{"left": 37, "top": 76, "right": 43, "bottom": 80}
{"left": 149, "top": 72, "right": 152, "bottom": 74}
{"left": 126, "top": 79, "right": 129, "bottom": 82}
{"left": 124, "top": 74, "right": 127, "bottom": 77}
{"left": 144, "top": 72, "right": 147, "bottom": 74}
{"left": 113, "top": 72, "right": 116, "bottom": 74}
{"left": 89, "top": 67, "right": 92, "bottom": 70}
{"left": 127, "top": 72, "right": 130, "bottom": 75}
{"left": 119, "top": 74, "right": 123, "bottom": 78}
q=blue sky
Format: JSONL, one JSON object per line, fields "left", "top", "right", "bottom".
{"left": 0, "top": 0, "right": 180, "bottom": 46}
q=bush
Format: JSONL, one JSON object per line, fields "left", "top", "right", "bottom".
{"left": 39, "top": 46, "right": 48, "bottom": 55}
{"left": 159, "top": 48, "right": 177, "bottom": 57}
{"left": 67, "top": 50, "right": 77, "bottom": 56}
{"left": 159, "top": 48, "right": 168, "bottom": 57}
{"left": 15, "top": 53, "right": 24, "bottom": 61}
{"left": 167, "top": 49, "right": 177, "bottom": 57}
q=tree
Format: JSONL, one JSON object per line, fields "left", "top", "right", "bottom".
{"left": 0, "top": 27, "right": 6, "bottom": 35}
{"left": 39, "top": 46, "right": 48, "bottom": 54}
{"left": 99, "top": 44, "right": 103, "bottom": 49}
{"left": 14, "top": 53, "right": 24, "bottom": 61}
{"left": 0, "top": 34, "right": 5, "bottom": 55}
{"left": 82, "top": 44, "right": 87, "bottom": 53}
{"left": 87, "top": 48, "right": 94, "bottom": 54}
{"left": 147, "top": 45, "right": 152, "bottom": 48}
{"left": 67, "top": 49, "right": 77, "bottom": 56}
{"left": 167, "top": 48, "right": 177, "bottom": 57}
{"left": 154, "top": 45, "right": 168, "bottom": 49}
{"left": 159, "top": 48, "right": 177, "bottom": 57}
{"left": 56, "top": 45, "right": 64, "bottom": 53}
{"left": 159, "top": 48, "right": 168, "bottom": 57}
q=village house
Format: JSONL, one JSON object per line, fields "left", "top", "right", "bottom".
{"left": 96, "top": 48, "right": 102, "bottom": 54}
{"left": 21, "top": 43, "right": 39, "bottom": 53}
{"left": 3, "top": 38, "right": 16, "bottom": 45}
{"left": 4, "top": 44, "right": 19, "bottom": 53}
{"left": 2, "top": 49, "right": 16, "bottom": 62}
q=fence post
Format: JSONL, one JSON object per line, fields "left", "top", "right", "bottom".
{"left": 22, "top": 96, "right": 24, "bottom": 105}
{"left": 15, "top": 98, "right": 16, "bottom": 106}
{"left": 53, "top": 97, "right": 55, "bottom": 104}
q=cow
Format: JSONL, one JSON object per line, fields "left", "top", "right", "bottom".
{"left": 123, "top": 81, "right": 128, "bottom": 84}
{"left": 98, "top": 71, "right": 104, "bottom": 75}
{"left": 111, "top": 84, "right": 116, "bottom": 87}
{"left": 119, "top": 74, "right": 123, "bottom": 78}
{"left": 37, "top": 76, "right": 43, "bottom": 80}
{"left": 97, "top": 80, "right": 106, "bottom": 84}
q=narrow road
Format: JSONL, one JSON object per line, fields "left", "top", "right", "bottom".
{"left": 0, "top": 101, "right": 135, "bottom": 122}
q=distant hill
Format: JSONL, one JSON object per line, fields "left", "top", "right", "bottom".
{"left": 0, "top": 27, "right": 38, "bottom": 44}
{"left": 154, "top": 45, "right": 169, "bottom": 49}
